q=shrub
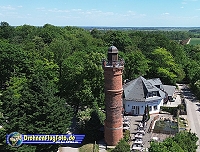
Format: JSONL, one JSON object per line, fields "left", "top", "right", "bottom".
{"left": 193, "top": 80, "right": 200, "bottom": 99}
{"left": 149, "top": 130, "right": 199, "bottom": 152}
{"left": 160, "top": 106, "right": 178, "bottom": 116}
{"left": 123, "top": 130, "right": 130, "bottom": 142}
{"left": 111, "top": 138, "right": 130, "bottom": 152}
{"left": 76, "top": 102, "right": 105, "bottom": 142}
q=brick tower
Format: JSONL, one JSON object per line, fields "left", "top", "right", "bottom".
{"left": 102, "top": 46, "right": 124, "bottom": 146}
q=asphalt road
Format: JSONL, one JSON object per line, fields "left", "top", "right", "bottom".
{"left": 178, "top": 84, "right": 200, "bottom": 152}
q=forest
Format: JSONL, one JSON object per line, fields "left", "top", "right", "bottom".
{"left": 0, "top": 21, "right": 200, "bottom": 151}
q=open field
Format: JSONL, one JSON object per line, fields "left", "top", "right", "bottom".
{"left": 189, "top": 38, "right": 200, "bottom": 45}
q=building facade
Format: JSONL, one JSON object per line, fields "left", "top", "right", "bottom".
{"left": 123, "top": 76, "right": 175, "bottom": 115}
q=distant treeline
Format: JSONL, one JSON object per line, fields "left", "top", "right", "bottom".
{"left": 189, "top": 29, "right": 200, "bottom": 33}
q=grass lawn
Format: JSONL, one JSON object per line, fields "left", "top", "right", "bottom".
{"left": 79, "top": 143, "right": 99, "bottom": 152}
{"left": 189, "top": 38, "right": 200, "bottom": 45}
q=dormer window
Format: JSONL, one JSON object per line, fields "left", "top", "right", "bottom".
{"left": 146, "top": 92, "right": 152, "bottom": 98}
{"left": 147, "top": 91, "right": 158, "bottom": 98}
{"left": 153, "top": 91, "right": 157, "bottom": 96}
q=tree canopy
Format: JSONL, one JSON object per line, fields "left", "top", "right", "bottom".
{"left": 149, "top": 131, "right": 198, "bottom": 152}
{"left": 0, "top": 22, "right": 200, "bottom": 151}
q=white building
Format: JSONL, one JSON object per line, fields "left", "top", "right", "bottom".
{"left": 123, "top": 76, "right": 175, "bottom": 115}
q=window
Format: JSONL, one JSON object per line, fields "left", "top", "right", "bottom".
{"left": 154, "top": 105, "right": 158, "bottom": 110}
{"left": 153, "top": 91, "right": 157, "bottom": 96}
{"left": 149, "top": 106, "right": 152, "bottom": 111}
{"left": 132, "top": 106, "right": 135, "bottom": 109}
{"left": 147, "top": 92, "right": 153, "bottom": 98}
{"left": 149, "top": 92, "right": 153, "bottom": 97}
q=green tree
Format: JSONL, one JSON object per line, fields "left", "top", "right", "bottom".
{"left": 62, "top": 26, "right": 100, "bottom": 53}
{"left": 90, "top": 29, "right": 103, "bottom": 39}
{"left": 123, "top": 130, "right": 130, "bottom": 142}
{"left": 167, "top": 41, "right": 188, "bottom": 66}
{"left": 0, "top": 22, "right": 14, "bottom": 39}
{"left": 60, "top": 51, "right": 105, "bottom": 110}
{"left": 149, "top": 131, "right": 198, "bottom": 152}
{"left": 49, "top": 39, "right": 72, "bottom": 79}
{"left": 32, "top": 36, "right": 46, "bottom": 51}
{"left": 172, "top": 131, "right": 198, "bottom": 152}
{"left": 185, "top": 60, "right": 200, "bottom": 83}
{"left": 103, "top": 31, "right": 132, "bottom": 52}
{"left": 124, "top": 50, "right": 149, "bottom": 80}
{"left": 39, "top": 24, "right": 64, "bottom": 44}
{"left": 0, "top": 58, "right": 73, "bottom": 151}
{"left": 84, "top": 102, "right": 105, "bottom": 142}
{"left": 149, "top": 138, "right": 184, "bottom": 152}
{"left": 0, "top": 40, "right": 30, "bottom": 89}
{"left": 148, "top": 48, "right": 185, "bottom": 84}
{"left": 76, "top": 102, "right": 105, "bottom": 142}
{"left": 142, "top": 105, "right": 150, "bottom": 122}
{"left": 193, "top": 80, "right": 200, "bottom": 99}
{"left": 137, "top": 32, "right": 158, "bottom": 54}
{"left": 111, "top": 138, "right": 130, "bottom": 152}
{"left": 13, "top": 24, "right": 37, "bottom": 42}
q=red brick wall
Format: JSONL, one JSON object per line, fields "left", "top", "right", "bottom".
{"left": 104, "top": 126, "right": 123, "bottom": 146}
{"left": 103, "top": 66, "right": 124, "bottom": 146}
{"left": 104, "top": 67, "right": 123, "bottom": 91}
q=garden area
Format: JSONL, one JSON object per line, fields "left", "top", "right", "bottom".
{"left": 153, "top": 119, "right": 178, "bottom": 135}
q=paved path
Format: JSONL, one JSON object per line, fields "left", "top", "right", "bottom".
{"left": 57, "top": 117, "right": 80, "bottom": 152}
{"left": 98, "top": 139, "right": 107, "bottom": 152}
{"left": 186, "top": 38, "right": 191, "bottom": 44}
{"left": 178, "top": 84, "right": 200, "bottom": 152}
{"left": 166, "top": 93, "right": 181, "bottom": 107}
{"left": 58, "top": 146, "right": 79, "bottom": 152}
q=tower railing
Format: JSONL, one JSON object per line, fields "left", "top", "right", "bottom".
{"left": 102, "top": 59, "right": 125, "bottom": 68}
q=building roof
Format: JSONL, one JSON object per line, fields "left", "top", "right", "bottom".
{"left": 123, "top": 76, "right": 164, "bottom": 102}
{"left": 162, "top": 85, "right": 176, "bottom": 97}
{"left": 147, "top": 78, "right": 162, "bottom": 86}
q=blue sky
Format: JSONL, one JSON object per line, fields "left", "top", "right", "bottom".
{"left": 0, "top": 0, "right": 200, "bottom": 27}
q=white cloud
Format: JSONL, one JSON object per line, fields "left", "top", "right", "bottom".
{"left": 48, "top": 8, "right": 69, "bottom": 13}
{"left": 140, "top": 14, "right": 146, "bottom": 17}
{"left": 0, "top": 5, "right": 15, "bottom": 10}
{"left": 182, "top": 0, "right": 198, "bottom": 4}
{"left": 36, "top": 7, "right": 69, "bottom": 14}
{"left": 100, "top": 11, "right": 115, "bottom": 16}
{"left": 127, "top": 11, "right": 136, "bottom": 15}
{"left": 119, "top": 11, "right": 136, "bottom": 17}
{"left": 183, "top": 0, "right": 198, "bottom": 1}
{"left": 163, "top": 13, "right": 170, "bottom": 15}
{"left": 72, "top": 9, "right": 82, "bottom": 12}
{"left": 36, "top": 7, "right": 45, "bottom": 10}
{"left": 181, "top": 2, "right": 187, "bottom": 4}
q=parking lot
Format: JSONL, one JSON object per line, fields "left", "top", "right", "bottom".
{"left": 125, "top": 113, "right": 174, "bottom": 151}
